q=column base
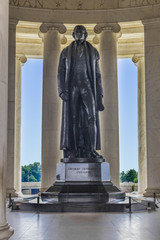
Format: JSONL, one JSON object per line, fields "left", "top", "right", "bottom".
{"left": 0, "top": 223, "right": 14, "bottom": 240}
{"left": 143, "top": 187, "right": 160, "bottom": 197}
{"left": 15, "top": 191, "right": 23, "bottom": 197}
{"left": 40, "top": 187, "right": 49, "bottom": 193}
{"left": 6, "top": 188, "right": 18, "bottom": 197}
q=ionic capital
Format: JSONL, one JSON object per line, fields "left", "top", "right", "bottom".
{"left": 132, "top": 54, "right": 144, "bottom": 67}
{"left": 61, "top": 35, "right": 67, "bottom": 45}
{"left": 16, "top": 54, "right": 27, "bottom": 66}
{"left": 92, "top": 35, "right": 100, "bottom": 45}
{"left": 94, "top": 23, "right": 121, "bottom": 34}
{"left": 40, "top": 23, "right": 67, "bottom": 34}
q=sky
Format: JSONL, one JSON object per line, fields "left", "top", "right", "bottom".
{"left": 118, "top": 59, "right": 138, "bottom": 172}
{"left": 21, "top": 59, "right": 43, "bottom": 166}
{"left": 21, "top": 58, "right": 138, "bottom": 172}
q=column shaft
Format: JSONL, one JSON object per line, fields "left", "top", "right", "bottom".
{"left": 97, "top": 25, "right": 120, "bottom": 187}
{"left": 41, "top": 28, "right": 62, "bottom": 191}
{"left": 0, "top": 1, "right": 14, "bottom": 239}
{"left": 6, "top": 19, "right": 18, "bottom": 197}
{"left": 143, "top": 18, "right": 160, "bottom": 196}
{"left": 14, "top": 55, "right": 27, "bottom": 194}
{"left": 133, "top": 55, "right": 147, "bottom": 194}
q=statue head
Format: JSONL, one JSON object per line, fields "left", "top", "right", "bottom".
{"left": 72, "top": 25, "right": 88, "bottom": 43}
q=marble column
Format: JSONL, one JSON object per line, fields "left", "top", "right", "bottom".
{"left": 132, "top": 54, "right": 147, "bottom": 194}
{"left": 142, "top": 18, "right": 160, "bottom": 196}
{"left": 6, "top": 19, "right": 18, "bottom": 197}
{"left": 14, "top": 54, "right": 27, "bottom": 195}
{"left": 40, "top": 23, "right": 66, "bottom": 191}
{"left": 94, "top": 24, "right": 121, "bottom": 187}
{"left": 0, "top": 1, "right": 14, "bottom": 239}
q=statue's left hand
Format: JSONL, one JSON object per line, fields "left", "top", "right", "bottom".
{"left": 98, "top": 102, "right": 105, "bottom": 111}
{"left": 60, "top": 92, "right": 69, "bottom": 101}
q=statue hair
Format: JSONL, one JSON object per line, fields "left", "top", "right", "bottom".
{"left": 72, "top": 25, "right": 88, "bottom": 39}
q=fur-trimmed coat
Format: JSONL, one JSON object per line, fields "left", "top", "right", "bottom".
{"left": 57, "top": 41, "right": 103, "bottom": 150}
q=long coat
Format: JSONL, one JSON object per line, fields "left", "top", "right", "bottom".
{"left": 57, "top": 41, "right": 103, "bottom": 150}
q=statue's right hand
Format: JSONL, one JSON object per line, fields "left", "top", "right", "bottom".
{"left": 60, "top": 92, "right": 69, "bottom": 101}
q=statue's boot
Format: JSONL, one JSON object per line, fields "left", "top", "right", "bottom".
{"left": 90, "top": 150, "right": 103, "bottom": 159}
{"left": 68, "top": 150, "right": 79, "bottom": 158}
{"left": 63, "top": 149, "right": 69, "bottom": 158}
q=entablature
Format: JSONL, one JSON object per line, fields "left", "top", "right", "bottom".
{"left": 9, "top": 0, "right": 160, "bottom": 10}
{"left": 16, "top": 20, "right": 144, "bottom": 59}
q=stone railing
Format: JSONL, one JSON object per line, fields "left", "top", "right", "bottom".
{"left": 120, "top": 182, "right": 138, "bottom": 193}
{"left": 22, "top": 182, "right": 41, "bottom": 188}
{"left": 21, "top": 182, "right": 41, "bottom": 195}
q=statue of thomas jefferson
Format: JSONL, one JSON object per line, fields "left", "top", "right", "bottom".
{"left": 57, "top": 25, "right": 104, "bottom": 159}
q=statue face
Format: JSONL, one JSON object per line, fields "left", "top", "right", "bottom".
{"left": 74, "top": 27, "right": 86, "bottom": 43}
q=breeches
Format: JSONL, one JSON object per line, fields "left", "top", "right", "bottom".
{"left": 71, "top": 84, "right": 96, "bottom": 124}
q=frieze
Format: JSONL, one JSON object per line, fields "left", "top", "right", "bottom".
{"left": 9, "top": 0, "right": 43, "bottom": 8}
{"left": 119, "top": 0, "right": 160, "bottom": 7}
{"left": 9, "top": 0, "right": 160, "bottom": 10}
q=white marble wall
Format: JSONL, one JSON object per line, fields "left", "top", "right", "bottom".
{"left": 143, "top": 18, "right": 160, "bottom": 196}
{"left": 0, "top": 1, "right": 14, "bottom": 239}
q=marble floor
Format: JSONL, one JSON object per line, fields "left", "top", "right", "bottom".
{"left": 7, "top": 206, "right": 160, "bottom": 240}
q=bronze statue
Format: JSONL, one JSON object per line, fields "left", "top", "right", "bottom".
{"left": 58, "top": 25, "right": 104, "bottom": 158}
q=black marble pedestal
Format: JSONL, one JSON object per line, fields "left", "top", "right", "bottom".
{"left": 41, "top": 158, "right": 125, "bottom": 205}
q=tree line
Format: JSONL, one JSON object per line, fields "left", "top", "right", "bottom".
{"left": 22, "top": 162, "right": 41, "bottom": 182}
{"left": 22, "top": 162, "right": 138, "bottom": 183}
{"left": 120, "top": 169, "right": 138, "bottom": 183}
